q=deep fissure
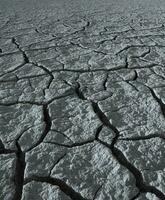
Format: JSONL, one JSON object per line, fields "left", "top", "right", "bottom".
{"left": 24, "top": 176, "right": 90, "bottom": 200}
{"left": 13, "top": 141, "right": 26, "bottom": 200}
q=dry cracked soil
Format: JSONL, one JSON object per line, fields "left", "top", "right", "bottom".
{"left": 0, "top": 0, "right": 165, "bottom": 200}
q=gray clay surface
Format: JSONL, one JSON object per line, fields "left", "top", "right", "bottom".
{"left": 0, "top": 0, "right": 165, "bottom": 199}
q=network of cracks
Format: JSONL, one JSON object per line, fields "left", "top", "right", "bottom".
{"left": 0, "top": 9, "right": 165, "bottom": 200}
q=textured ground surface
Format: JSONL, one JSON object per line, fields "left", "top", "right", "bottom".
{"left": 0, "top": 0, "right": 165, "bottom": 200}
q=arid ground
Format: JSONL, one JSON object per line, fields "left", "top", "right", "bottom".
{"left": 0, "top": 1, "right": 165, "bottom": 199}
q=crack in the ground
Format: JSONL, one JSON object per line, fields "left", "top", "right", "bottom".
{"left": 0, "top": 101, "right": 44, "bottom": 106}
{"left": 48, "top": 153, "right": 67, "bottom": 176}
{"left": 0, "top": 139, "right": 16, "bottom": 154}
{"left": 50, "top": 64, "right": 160, "bottom": 73}
{"left": 1, "top": 9, "right": 165, "bottom": 200}
{"left": 126, "top": 81, "right": 139, "bottom": 91}
{"left": 0, "top": 91, "right": 74, "bottom": 106}
{"left": 46, "top": 118, "right": 103, "bottom": 148}
{"left": 72, "top": 82, "right": 165, "bottom": 198}
{"left": 91, "top": 102, "right": 165, "bottom": 199}
{"left": 0, "top": 57, "right": 159, "bottom": 81}
{"left": 136, "top": 81, "right": 165, "bottom": 118}
{"left": 103, "top": 73, "right": 108, "bottom": 90}
{"left": 24, "top": 176, "right": 90, "bottom": 200}
{"left": 0, "top": 148, "right": 15, "bottom": 154}
{"left": 0, "top": 62, "right": 26, "bottom": 78}
{"left": 11, "top": 37, "right": 55, "bottom": 93}
{"left": 92, "top": 185, "right": 103, "bottom": 200}
{"left": 0, "top": 73, "right": 47, "bottom": 83}
{"left": 12, "top": 37, "right": 29, "bottom": 63}
{"left": 131, "top": 47, "right": 151, "bottom": 58}
{"left": 13, "top": 141, "right": 26, "bottom": 200}
{"left": 51, "top": 129, "right": 74, "bottom": 143}
{"left": 74, "top": 81, "right": 86, "bottom": 100}
{"left": 44, "top": 124, "right": 103, "bottom": 149}
{"left": 150, "top": 68, "right": 165, "bottom": 80}
{"left": 31, "top": 62, "right": 54, "bottom": 94}
{"left": 98, "top": 138, "right": 165, "bottom": 199}
{"left": 132, "top": 70, "right": 138, "bottom": 81}
{"left": 148, "top": 87, "right": 165, "bottom": 118}
{"left": 26, "top": 104, "right": 52, "bottom": 152}
{"left": 119, "top": 133, "right": 165, "bottom": 141}
{"left": 44, "top": 139, "right": 95, "bottom": 148}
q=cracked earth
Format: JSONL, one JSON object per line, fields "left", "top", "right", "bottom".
{"left": 0, "top": 2, "right": 165, "bottom": 200}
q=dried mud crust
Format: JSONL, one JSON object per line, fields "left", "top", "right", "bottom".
{"left": 0, "top": 9, "right": 165, "bottom": 200}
